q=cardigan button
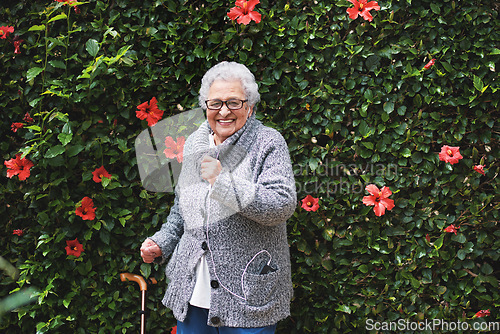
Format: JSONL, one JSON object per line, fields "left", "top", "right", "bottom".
{"left": 201, "top": 242, "right": 208, "bottom": 251}
{"left": 210, "top": 280, "right": 219, "bottom": 289}
{"left": 211, "top": 316, "right": 220, "bottom": 325}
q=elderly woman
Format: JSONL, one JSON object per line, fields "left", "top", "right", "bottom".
{"left": 140, "top": 61, "right": 296, "bottom": 333}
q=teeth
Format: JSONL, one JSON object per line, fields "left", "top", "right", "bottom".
{"left": 218, "top": 120, "right": 234, "bottom": 123}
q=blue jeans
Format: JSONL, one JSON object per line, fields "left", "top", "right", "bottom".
{"left": 177, "top": 305, "right": 277, "bottom": 334}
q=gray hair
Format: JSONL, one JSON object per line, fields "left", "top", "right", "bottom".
{"left": 198, "top": 61, "right": 260, "bottom": 110}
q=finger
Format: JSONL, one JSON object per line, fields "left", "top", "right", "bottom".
{"left": 202, "top": 155, "right": 215, "bottom": 163}
{"left": 147, "top": 246, "right": 161, "bottom": 254}
{"left": 141, "top": 239, "right": 153, "bottom": 249}
{"left": 141, "top": 253, "right": 154, "bottom": 262}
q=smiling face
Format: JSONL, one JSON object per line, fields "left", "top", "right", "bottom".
{"left": 206, "top": 79, "right": 253, "bottom": 145}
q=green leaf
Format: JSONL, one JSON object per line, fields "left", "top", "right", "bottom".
{"left": 58, "top": 133, "right": 73, "bottom": 146}
{"left": 44, "top": 145, "right": 65, "bottom": 158}
{"left": 358, "top": 120, "right": 372, "bottom": 138}
{"left": 383, "top": 101, "right": 394, "bottom": 114}
{"left": 430, "top": 3, "right": 440, "bottom": 14}
{"left": 67, "top": 145, "right": 84, "bottom": 157}
{"left": 28, "top": 25, "right": 46, "bottom": 31}
{"left": 473, "top": 75, "right": 483, "bottom": 92}
{"left": 49, "top": 60, "right": 66, "bottom": 70}
{"left": 48, "top": 13, "right": 67, "bottom": 23}
{"left": 26, "top": 67, "right": 44, "bottom": 82}
{"left": 358, "top": 265, "right": 369, "bottom": 273}
{"left": 140, "top": 263, "right": 151, "bottom": 279}
{"left": 86, "top": 39, "right": 100, "bottom": 58}
{"left": 25, "top": 125, "right": 42, "bottom": 132}
{"left": 436, "top": 286, "right": 447, "bottom": 295}
{"left": 434, "top": 235, "right": 444, "bottom": 250}
{"left": 401, "top": 148, "right": 411, "bottom": 158}
{"left": 101, "top": 176, "right": 111, "bottom": 188}
{"left": 336, "top": 304, "right": 352, "bottom": 314}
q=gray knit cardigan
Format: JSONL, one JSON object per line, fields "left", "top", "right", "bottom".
{"left": 148, "top": 114, "right": 297, "bottom": 328}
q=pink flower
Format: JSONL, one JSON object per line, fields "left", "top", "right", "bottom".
{"left": 362, "top": 184, "right": 395, "bottom": 216}
{"left": 228, "top": 0, "right": 262, "bottom": 25}
{"left": 301, "top": 195, "right": 319, "bottom": 212}
{"left": 438, "top": 145, "right": 463, "bottom": 165}
{"left": 473, "top": 165, "right": 485, "bottom": 176}
{"left": 163, "top": 136, "right": 185, "bottom": 163}
{"left": 346, "top": 0, "right": 380, "bottom": 22}
{"left": 443, "top": 224, "right": 459, "bottom": 235}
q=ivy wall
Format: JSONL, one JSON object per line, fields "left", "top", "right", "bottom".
{"left": 1, "top": 0, "right": 498, "bottom": 333}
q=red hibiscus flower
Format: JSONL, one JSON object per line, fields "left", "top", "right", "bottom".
{"left": 11, "top": 122, "right": 24, "bottom": 132}
{"left": 443, "top": 224, "right": 459, "bottom": 235}
{"left": 136, "top": 97, "right": 164, "bottom": 127}
{"left": 424, "top": 58, "right": 436, "bottom": 70}
{"left": 346, "top": 0, "right": 380, "bottom": 22}
{"left": 474, "top": 309, "right": 490, "bottom": 318}
{"left": 55, "top": 0, "right": 81, "bottom": 14}
{"left": 12, "top": 36, "right": 24, "bottom": 54}
{"left": 228, "top": 0, "right": 262, "bottom": 25}
{"left": 4, "top": 154, "right": 34, "bottom": 181}
{"left": 473, "top": 165, "right": 485, "bottom": 176}
{"left": 75, "top": 197, "right": 96, "bottom": 220}
{"left": 92, "top": 166, "right": 112, "bottom": 183}
{"left": 65, "top": 238, "right": 84, "bottom": 257}
{"left": 362, "top": 184, "right": 395, "bottom": 216}
{"left": 301, "top": 195, "right": 319, "bottom": 212}
{"left": 0, "top": 26, "right": 14, "bottom": 39}
{"left": 164, "top": 136, "right": 185, "bottom": 163}
{"left": 13, "top": 229, "right": 24, "bottom": 236}
{"left": 23, "top": 112, "right": 34, "bottom": 123}
{"left": 438, "top": 145, "right": 463, "bottom": 165}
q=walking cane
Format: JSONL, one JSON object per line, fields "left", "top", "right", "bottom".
{"left": 120, "top": 273, "right": 157, "bottom": 334}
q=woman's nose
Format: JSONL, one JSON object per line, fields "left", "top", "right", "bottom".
{"left": 218, "top": 107, "right": 231, "bottom": 117}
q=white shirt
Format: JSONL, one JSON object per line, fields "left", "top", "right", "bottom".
{"left": 188, "top": 133, "right": 216, "bottom": 309}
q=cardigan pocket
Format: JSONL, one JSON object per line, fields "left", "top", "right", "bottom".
{"left": 243, "top": 267, "right": 281, "bottom": 306}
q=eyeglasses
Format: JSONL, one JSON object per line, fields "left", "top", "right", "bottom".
{"left": 205, "top": 99, "right": 248, "bottom": 111}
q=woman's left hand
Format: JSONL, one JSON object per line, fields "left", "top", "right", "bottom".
{"left": 201, "top": 155, "right": 222, "bottom": 185}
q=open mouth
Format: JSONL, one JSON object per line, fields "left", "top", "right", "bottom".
{"left": 217, "top": 119, "right": 235, "bottom": 125}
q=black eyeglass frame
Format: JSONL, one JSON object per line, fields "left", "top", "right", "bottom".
{"left": 205, "top": 99, "right": 248, "bottom": 111}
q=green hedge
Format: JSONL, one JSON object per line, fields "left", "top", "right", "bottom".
{"left": 1, "top": 0, "right": 498, "bottom": 333}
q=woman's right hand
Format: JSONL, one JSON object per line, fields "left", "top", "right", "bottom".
{"left": 140, "top": 239, "right": 162, "bottom": 263}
